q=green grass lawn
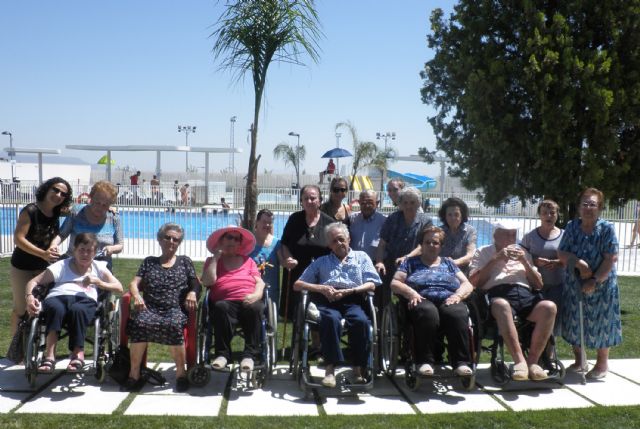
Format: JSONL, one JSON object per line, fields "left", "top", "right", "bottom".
{"left": 1, "top": 257, "right": 639, "bottom": 427}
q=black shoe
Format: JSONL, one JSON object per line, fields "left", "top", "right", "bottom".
{"left": 176, "top": 376, "right": 189, "bottom": 392}
{"left": 121, "top": 377, "right": 145, "bottom": 392}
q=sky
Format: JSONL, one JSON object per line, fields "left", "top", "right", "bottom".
{"left": 0, "top": 1, "right": 455, "bottom": 180}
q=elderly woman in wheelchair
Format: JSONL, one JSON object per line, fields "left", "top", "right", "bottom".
{"left": 293, "top": 222, "right": 381, "bottom": 389}
{"left": 389, "top": 225, "right": 475, "bottom": 380}
{"left": 25, "top": 233, "right": 122, "bottom": 374}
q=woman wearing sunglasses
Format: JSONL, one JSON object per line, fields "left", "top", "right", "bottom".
{"left": 9, "top": 177, "right": 72, "bottom": 339}
{"left": 320, "top": 177, "right": 352, "bottom": 224}
{"left": 202, "top": 225, "right": 264, "bottom": 373}
{"left": 125, "top": 223, "right": 200, "bottom": 392}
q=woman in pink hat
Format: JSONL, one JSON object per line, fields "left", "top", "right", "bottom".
{"left": 202, "top": 225, "right": 265, "bottom": 373}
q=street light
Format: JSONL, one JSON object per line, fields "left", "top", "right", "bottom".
{"left": 288, "top": 131, "right": 300, "bottom": 188}
{"left": 178, "top": 125, "right": 196, "bottom": 173}
{"left": 1, "top": 131, "right": 15, "bottom": 181}
{"left": 229, "top": 116, "right": 237, "bottom": 173}
{"left": 335, "top": 132, "right": 342, "bottom": 174}
{"left": 376, "top": 131, "right": 396, "bottom": 154}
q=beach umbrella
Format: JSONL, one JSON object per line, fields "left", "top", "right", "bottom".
{"left": 97, "top": 154, "right": 115, "bottom": 165}
{"left": 321, "top": 147, "right": 352, "bottom": 159}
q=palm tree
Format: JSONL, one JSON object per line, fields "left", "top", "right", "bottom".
{"left": 335, "top": 121, "right": 377, "bottom": 191}
{"left": 273, "top": 143, "right": 306, "bottom": 187}
{"left": 211, "top": 0, "right": 322, "bottom": 230}
{"left": 369, "top": 146, "right": 397, "bottom": 201}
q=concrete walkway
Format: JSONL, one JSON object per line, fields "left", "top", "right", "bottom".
{"left": 1, "top": 358, "right": 639, "bottom": 416}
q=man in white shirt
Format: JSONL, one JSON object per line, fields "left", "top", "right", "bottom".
{"left": 469, "top": 223, "right": 556, "bottom": 381}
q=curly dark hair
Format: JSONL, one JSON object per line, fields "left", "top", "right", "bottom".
{"left": 35, "top": 177, "right": 73, "bottom": 216}
{"left": 438, "top": 197, "right": 469, "bottom": 225}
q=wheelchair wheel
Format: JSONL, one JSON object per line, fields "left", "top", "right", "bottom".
{"left": 267, "top": 299, "right": 278, "bottom": 368}
{"left": 380, "top": 304, "right": 399, "bottom": 376}
{"left": 404, "top": 365, "right": 420, "bottom": 391}
{"left": 95, "top": 358, "right": 107, "bottom": 383}
{"left": 460, "top": 373, "right": 476, "bottom": 390}
{"left": 188, "top": 364, "right": 211, "bottom": 388}
{"left": 109, "top": 298, "right": 121, "bottom": 352}
{"left": 490, "top": 355, "right": 510, "bottom": 385}
{"left": 24, "top": 318, "right": 43, "bottom": 388}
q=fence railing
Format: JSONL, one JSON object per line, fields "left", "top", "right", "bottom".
{"left": 2, "top": 200, "right": 639, "bottom": 274}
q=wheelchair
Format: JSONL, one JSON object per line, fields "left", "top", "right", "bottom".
{"left": 474, "top": 290, "right": 566, "bottom": 386}
{"left": 119, "top": 290, "right": 210, "bottom": 388}
{"left": 24, "top": 284, "right": 120, "bottom": 388}
{"left": 197, "top": 283, "right": 278, "bottom": 389}
{"left": 289, "top": 290, "right": 378, "bottom": 398}
{"left": 379, "top": 294, "right": 479, "bottom": 391}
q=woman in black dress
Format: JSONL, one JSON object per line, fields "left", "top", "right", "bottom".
{"left": 125, "top": 223, "right": 200, "bottom": 392}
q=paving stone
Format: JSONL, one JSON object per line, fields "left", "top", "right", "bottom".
{"left": 125, "top": 393, "right": 223, "bottom": 416}
{"left": 322, "top": 393, "right": 416, "bottom": 415}
{"left": 0, "top": 358, "right": 15, "bottom": 370}
{"left": 561, "top": 367, "right": 640, "bottom": 407}
{"left": 138, "top": 363, "right": 228, "bottom": 396}
{"left": 607, "top": 359, "right": 640, "bottom": 384}
{"left": 16, "top": 372, "right": 128, "bottom": 414}
{"left": 0, "top": 363, "right": 60, "bottom": 393}
{"left": 227, "top": 379, "right": 319, "bottom": 416}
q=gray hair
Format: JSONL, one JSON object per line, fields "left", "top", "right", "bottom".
{"left": 157, "top": 222, "right": 184, "bottom": 242}
{"left": 359, "top": 189, "right": 377, "bottom": 200}
{"left": 324, "top": 222, "right": 350, "bottom": 240}
{"left": 398, "top": 186, "right": 421, "bottom": 204}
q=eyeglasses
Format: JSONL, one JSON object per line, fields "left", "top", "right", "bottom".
{"left": 223, "top": 234, "right": 243, "bottom": 242}
{"left": 163, "top": 235, "right": 181, "bottom": 243}
{"left": 581, "top": 202, "right": 599, "bottom": 208}
{"left": 332, "top": 187, "right": 347, "bottom": 193}
{"left": 51, "top": 187, "right": 69, "bottom": 198}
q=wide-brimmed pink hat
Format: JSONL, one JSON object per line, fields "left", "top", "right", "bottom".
{"left": 206, "top": 225, "right": 256, "bottom": 256}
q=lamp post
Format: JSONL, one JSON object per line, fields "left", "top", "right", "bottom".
{"left": 335, "top": 132, "right": 342, "bottom": 174}
{"left": 178, "top": 125, "right": 196, "bottom": 173}
{"left": 288, "top": 131, "right": 300, "bottom": 188}
{"left": 1, "top": 131, "right": 15, "bottom": 181}
{"left": 376, "top": 131, "right": 396, "bottom": 153}
{"left": 229, "top": 116, "right": 237, "bottom": 173}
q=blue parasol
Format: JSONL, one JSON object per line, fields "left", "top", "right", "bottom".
{"left": 321, "top": 147, "right": 352, "bottom": 158}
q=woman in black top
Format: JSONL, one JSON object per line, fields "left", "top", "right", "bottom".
{"left": 9, "top": 177, "right": 72, "bottom": 337}
{"left": 280, "top": 185, "right": 333, "bottom": 318}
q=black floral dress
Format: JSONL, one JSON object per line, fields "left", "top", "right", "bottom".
{"left": 127, "top": 255, "right": 198, "bottom": 345}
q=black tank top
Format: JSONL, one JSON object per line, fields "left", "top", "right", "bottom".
{"left": 10, "top": 203, "right": 60, "bottom": 271}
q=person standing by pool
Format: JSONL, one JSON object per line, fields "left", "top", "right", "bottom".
{"left": 249, "top": 209, "right": 282, "bottom": 304}
{"left": 9, "top": 177, "right": 72, "bottom": 338}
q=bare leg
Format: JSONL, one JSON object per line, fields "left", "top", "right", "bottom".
{"left": 43, "top": 331, "right": 58, "bottom": 361}
{"left": 128, "top": 342, "right": 147, "bottom": 380}
{"left": 593, "top": 347, "right": 609, "bottom": 372}
{"left": 491, "top": 298, "right": 525, "bottom": 365}
{"left": 169, "top": 345, "right": 187, "bottom": 378}
{"left": 525, "top": 300, "right": 557, "bottom": 365}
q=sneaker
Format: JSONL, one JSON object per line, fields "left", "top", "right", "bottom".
{"left": 240, "top": 357, "right": 254, "bottom": 372}
{"left": 417, "top": 363, "right": 434, "bottom": 376}
{"left": 454, "top": 364, "right": 473, "bottom": 376}
{"left": 321, "top": 373, "right": 336, "bottom": 388}
{"left": 211, "top": 356, "right": 227, "bottom": 370}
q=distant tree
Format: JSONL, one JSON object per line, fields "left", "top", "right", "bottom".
{"left": 273, "top": 142, "right": 306, "bottom": 186}
{"left": 369, "top": 146, "right": 397, "bottom": 201}
{"left": 211, "top": 0, "right": 322, "bottom": 229}
{"left": 335, "top": 121, "right": 378, "bottom": 191}
{"left": 421, "top": 1, "right": 640, "bottom": 221}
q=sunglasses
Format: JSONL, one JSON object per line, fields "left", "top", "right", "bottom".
{"left": 223, "top": 234, "right": 243, "bottom": 242}
{"left": 51, "top": 187, "right": 69, "bottom": 198}
{"left": 331, "top": 187, "right": 347, "bottom": 193}
{"left": 163, "top": 235, "right": 181, "bottom": 243}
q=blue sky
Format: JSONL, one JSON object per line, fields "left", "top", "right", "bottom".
{"left": 0, "top": 1, "right": 455, "bottom": 179}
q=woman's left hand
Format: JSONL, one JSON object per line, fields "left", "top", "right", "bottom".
{"left": 444, "top": 294, "right": 462, "bottom": 306}
{"left": 582, "top": 278, "right": 597, "bottom": 295}
{"left": 184, "top": 291, "right": 197, "bottom": 311}
{"left": 243, "top": 292, "right": 261, "bottom": 306}
{"left": 82, "top": 275, "right": 100, "bottom": 289}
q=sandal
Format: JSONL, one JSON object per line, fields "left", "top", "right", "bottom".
{"left": 66, "top": 358, "right": 85, "bottom": 373}
{"left": 38, "top": 358, "right": 56, "bottom": 374}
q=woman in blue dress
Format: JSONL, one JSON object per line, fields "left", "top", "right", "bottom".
{"left": 558, "top": 188, "right": 621, "bottom": 379}
{"left": 249, "top": 209, "right": 282, "bottom": 304}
